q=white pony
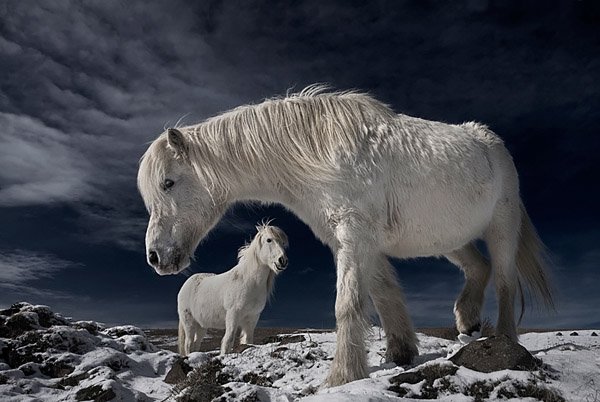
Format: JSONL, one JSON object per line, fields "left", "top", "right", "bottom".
{"left": 137, "top": 85, "right": 553, "bottom": 386}
{"left": 177, "top": 223, "right": 288, "bottom": 356}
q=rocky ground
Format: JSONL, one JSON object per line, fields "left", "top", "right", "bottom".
{"left": 1, "top": 302, "right": 599, "bottom": 401}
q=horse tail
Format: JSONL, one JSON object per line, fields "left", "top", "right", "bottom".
{"left": 178, "top": 318, "right": 185, "bottom": 355}
{"left": 516, "top": 202, "right": 555, "bottom": 322}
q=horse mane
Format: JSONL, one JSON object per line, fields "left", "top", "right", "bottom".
{"left": 175, "top": 85, "right": 397, "bottom": 197}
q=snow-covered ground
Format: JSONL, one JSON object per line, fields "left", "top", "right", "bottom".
{"left": 1, "top": 303, "right": 599, "bottom": 401}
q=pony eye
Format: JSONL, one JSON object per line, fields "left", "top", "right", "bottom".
{"left": 163, "top": 179, "right": 175, "bottom": 189}
{"left": 266, "top": 238, "right": 272, "bottom": 243}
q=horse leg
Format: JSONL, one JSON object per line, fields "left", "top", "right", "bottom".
{"left": 220, "top": 310, "right": 239, "bottom": 355}
{"left": 445, "top": 243, "right": 492, "bottom": 340}
{"left": 484, "top": 198, "right": 521, "bottom": 341}
{"left": 326, "top": 220, "right": 370, "bottom": 387}
{"left": 368, "top": 255, "right": 419, "bottom": 365}
{"left": 240, "top": 315, "right": 259, "bottom": 345}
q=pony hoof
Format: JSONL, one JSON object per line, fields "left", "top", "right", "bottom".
{"left": 458, "top": 330, "right": 481, "bottom": 344}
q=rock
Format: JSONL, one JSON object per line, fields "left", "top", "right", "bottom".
{"left": 73, "top": 321, "right": 101, "bottom": 335}
{"left": 102, "top": 325, "right": 145, "bottom": 338}
{"left": 570, "top": 332, "right": 578, "bottom": 336}
{"left": 40, "top": 360, "right": 75, "bottom": 378}
{"left": 591, "top": 332, "right": 598, "bottom": 337}
{"left": 58, "top": 372, "right": 89, "bottom": 387}
{"left": 449, "top": 336, "right": 538, "bottom": 373}
{"left": 263, "top": 334, "right": 306, "bottom": 345}
{"left": 0, "top": 302, "right": 30, "bottom": 317}
{"left": 164, "top": 357, "right": 192, "bottom": 384}
{"left": 75, "top": 384, "right": 116, "bottom": 402}
{"left": 5, "top": 312, "right": 40, "bottom": 337}
{"left": 389, "top": 371, "right": 424, "bottom": 385}
{"left": 232, "top": 344, "right": 255, "bottom": 353}
{"left": 556, "top": 332, "right": 563, "bottom": 336}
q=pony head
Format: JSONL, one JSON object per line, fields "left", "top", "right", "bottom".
{"left": 250, "top": 223, "right": 289, "bottom": 274}
{"left": 137, "top": 128, "right": 226, "bottom": 275}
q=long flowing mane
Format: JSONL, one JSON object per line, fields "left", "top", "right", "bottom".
{"left": 155, "top": 86, "right": 396, "bottom": 197}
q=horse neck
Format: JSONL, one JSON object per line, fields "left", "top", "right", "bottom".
{"left": 186, "top": 123, "right": 298, "bottom": 204}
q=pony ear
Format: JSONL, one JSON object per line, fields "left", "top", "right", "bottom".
{"left": 167, "top": 128, "right": 188, "bottom": 156}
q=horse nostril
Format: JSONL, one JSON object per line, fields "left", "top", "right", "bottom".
{"left": 278, "top": 256, "right": 288, "bottom": 267}
{"left": 148, "top": 250, "right": 159, "bottom": 266}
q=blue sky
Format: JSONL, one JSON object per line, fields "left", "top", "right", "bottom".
{"left": 0, "top": 0, "right": 599, "bottom": 329}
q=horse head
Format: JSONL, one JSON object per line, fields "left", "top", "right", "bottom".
{"left": 137, "top": 128, "right": 225, "bottom": 275}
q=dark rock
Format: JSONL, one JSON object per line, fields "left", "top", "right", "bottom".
{"left": 269, "top": 346, "right": 288, "bottom": 359}
{"left": 164, "top": 357, "right": 192, "bottom": 384}
{"left": 0, "top": 302, "right": 29, "bottom": 317}
{"left": 59, "top": 372, "right": 89, "bottom": 387}
{"left": 19, "top": 362, "right": 40, "bottom": 376}
{"left": 5, "top": 312, "right": 40, "bottom": 337}
{"left": 0, "top": 374, "right": 8, "bottom": 385}
{"left": 40, "top": 360, "right": 75, "bottom": 378}
{"left": 103, "top": 326, "right": 145, "bottom": 338}
{"left": 5, "top": 341, "right": 43, "bottom": 368}
{"left": 449, "top": 336, "right": 538, "bottom": 373}
{"left": 76, "top": 384, "right": 116, "bottom": 401}
{"left": 263, "top": 334, "right": 306, "bottom": 345}
{"left": 232, "top": 344, "right": 254, "bottom": 354}
{"left": 31, "top": 305, "right": 69, "bottom": 328}
{"left": 570, "top": 332, "right": 578, "bottom": 336}
{"left": 241, "top": 372, "right": 272, "bottom": 386}
{"left": 278, "top": 334, "right": 306, "bottom": 345}
{"left": 176, "top": 359, "right": 231, "bottom": 402}
{"left": 592, "top": 332, "right": 598, "bottom": 337}
{"left": 389, "top": 371, "right": 424, "bottom": 384}
{"left": 73, "top": 321, "right": 101, "bottom": 335}
{"left": 556, "top": 332, "right": 563, "bottom": 336}
{"left": 389, "top": 364, "right": 458, "bottom": 398}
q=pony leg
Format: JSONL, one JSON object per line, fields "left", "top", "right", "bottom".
{"left": 326, "top": 221, "right": 370, "bottom": 387}
{"left": 192, "top": 326, "right": 207, "bottom": 352}
{"left": 220, "top": 310, "right": 239, "bottom": 355}
{"left": 368, "top": 255, "right": 418, "bottom": 365}
{"left": 484, "top": 198, "right": 521, "bottom": 341}
{"left": 181, "top": 309, "right": 199, "bottom": 355}
{"left": 445, "top": 243, "right": 492, "bottom": 338}
{"left": 240, "top": 315, "right": 259, "bottom": 345}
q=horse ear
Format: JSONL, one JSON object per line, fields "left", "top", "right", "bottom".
{"left": 167, "top": 128, "right": 188, "bottom": 156}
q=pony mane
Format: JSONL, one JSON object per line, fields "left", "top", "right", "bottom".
{"left": 175, "top": 85, "right": 397, "bottom": 198}
{"left": 236, "top": 223, "right": 288, "bottom": 298}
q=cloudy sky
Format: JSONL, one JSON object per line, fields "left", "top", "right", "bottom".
{"left": 1, "top": 1, "right": 599, "bottom": 329}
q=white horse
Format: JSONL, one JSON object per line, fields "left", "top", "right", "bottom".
{"left": 137, "top": 85, "right": 553, "bottom": 386}
{"left": 177, "top": 223, "right": 288, "bottom": 356}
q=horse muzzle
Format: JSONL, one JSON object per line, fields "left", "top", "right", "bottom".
{"left": 146, "top": 248, "right": 189, "bottom": 275}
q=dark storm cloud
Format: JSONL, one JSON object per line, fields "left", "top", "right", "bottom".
{"left": 0, "top": 249, "right": 81, "bottom": 303}
{"left": 0, "top": 1, "right": 265, "bottom": 209}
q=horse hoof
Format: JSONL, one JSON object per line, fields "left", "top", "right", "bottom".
{"left": 458, "top": 330, "right": 481, "bottom": 344}
{"left": 386, "top": 344, "right": 419, "bottom": 366}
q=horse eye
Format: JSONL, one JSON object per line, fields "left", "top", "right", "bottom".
{"left": 266, "top": 238, "right": 272, "bottom": 243}
{"left": 163, "top": 179, "right": 175, "bottom": 189}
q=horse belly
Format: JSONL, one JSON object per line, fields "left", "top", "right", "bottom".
{"left": 383, "top": 176, "right": 499, "bottom": 257}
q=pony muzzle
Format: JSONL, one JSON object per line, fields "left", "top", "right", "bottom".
{"left": 275, "top": 255, "right": 288, "bottom": 271}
